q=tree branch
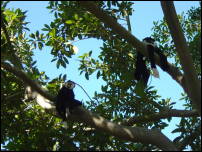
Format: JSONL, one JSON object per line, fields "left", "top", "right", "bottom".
{"left": 1, "top": 62, "right": 55, "bottom": 102}
{"left": 160, "top": 1, "right": 201, "bottom": 115}
{"left": 122, "top": 109, "right": 199, "bottom": 126}
{"left": 70, "top": 107, "right": 178, "bottom": 151}
{"left": 77, "top": 1, "right": 193, "bottom": 109}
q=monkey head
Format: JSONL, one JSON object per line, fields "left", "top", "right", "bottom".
{"left": 63, "top": 80, "right": 75, "bottom": 89}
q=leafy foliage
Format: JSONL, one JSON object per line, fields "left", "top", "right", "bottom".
{"left": 1, "top": 1, "right": 201, "bottom": 151}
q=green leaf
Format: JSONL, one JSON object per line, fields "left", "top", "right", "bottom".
{"left": 107, "top": 1, "right": 111, "bottom": 8}
{"left": 30, "top": 33, "right": 35, "bottom": 39}
{"left": 74, "top": 14, "right": 79, "bottom": 20}
{"left": 173, "top": 136, "right": 182, "bottom": 143}
{"left": 78, "top": 34, "right": 82, "bottom": 40}
{"left": 38, "top": 42, "right": 43, "bottom": 50}
{"left": 171, "top": 128, "right": 183, "bottom": 133}
{"left": 31, "top": 61, "right": 37, "bottom": 66}
{"left": 33, "top": 41, "right": 37, "bottom": 48}
{"left": 63, "top": 57, "right": 69, "bottom": 64}
{"left": 46, "top": 41, "right": 52, "bottom": 46}
{"left": 24, "top": 27, "right": 30, "bottom": 31}
{"left": 59, "top": 74, "right": 62, "bottom": 79}
{"left": 56, "top": 60, "right": 60, "bottom": 69}
{"left": 65, "top": 20, "right": 75, "bottom": 24}
{"left": 101, "top": 85, "right": 108, "bottom": 92}
{"left": 63, "top": 74, "right": 67, "bottom": 81}
{"left": 63, "top": 50, "right": 71, "bottom": 57}
{"left": 44, "top": 24, "right": 50, "bottom": 29}
{"left": 54, "top": 12, "right": 58, "bottom": 18}
{"left": 60, "top": 60, "right": 66, "bottom": 68}
{"left": 36, "top": 30, "right": 39, "bottom": 38}
{"left": 85, "top": 72, "right": 89, "bottom": 80}
{"left": 39, "top": 34, "right": 44, "bottom": 39}
{"left": 91, "top": 58, "right": 96, "bottom": 64}
{"left": 80, "top": 71, "right": 83, "bottom": 75}
{"left": 97, "top": 71, "right": 101, "bottom": 79}
{"left": 49, "top": 28, "right": 56, "bottom": 37}
{"left": 51, "top": 58, "right": 57, "bottom": 62}
{"left": 89, "top": 50, "right": 92, "bottom": 56}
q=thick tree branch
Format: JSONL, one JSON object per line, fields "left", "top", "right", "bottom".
{"left": 1, "top": 61, "right": 177, "bottom": 151}
{"left": 77, "top": 1, "right": 193, "bottom": 108}
{"left": 1, "top": 62, "right": 55, "bottom": 102}
{"left": 122, "top": 109, "right": 199, "bottom": 126}
{"left": 160, "top": 1, "right": 201, "bottom": 115}
{"left": 70, "top": 107, "right": 177, "bottom": 151}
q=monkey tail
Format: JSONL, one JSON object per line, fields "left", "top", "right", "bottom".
{"left": 71, "top": 81, "right": 98, "bottom": 103}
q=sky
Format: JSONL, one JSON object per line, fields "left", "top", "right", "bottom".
{"left": 6, "top": 1, "right": 200, "bottom": 142}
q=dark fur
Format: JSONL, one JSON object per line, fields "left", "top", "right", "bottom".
{"left": 153, "top": 47, "right": 169, "bottom": 71}
{"left": 134, "top": 52, "right": 150, "bottom": 86}
{"left": 56, "top": 86, "right": 82, "bottom": 121}
{"left": 134, "top": 37, "right": 169, "bottom": 85}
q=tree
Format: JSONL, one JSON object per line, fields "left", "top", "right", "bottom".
{"left": 1, "top": 1, "right": 201, "bottom": 151}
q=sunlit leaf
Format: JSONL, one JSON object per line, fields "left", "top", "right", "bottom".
{"left": 65, "top": 20, "right": 75, "bottom": 24}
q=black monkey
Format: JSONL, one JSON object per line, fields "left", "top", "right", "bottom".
{"left": 143, "top": 37, "right": 169, "bottom": 73}
{"left": 134, "top": 37, "right": 169, "bottom": 85}
{"left": 56, "top": 80, "right": 82, "bottom": 121}
{"left": 134, "top": 52, "right": 150, "bottom": 86}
